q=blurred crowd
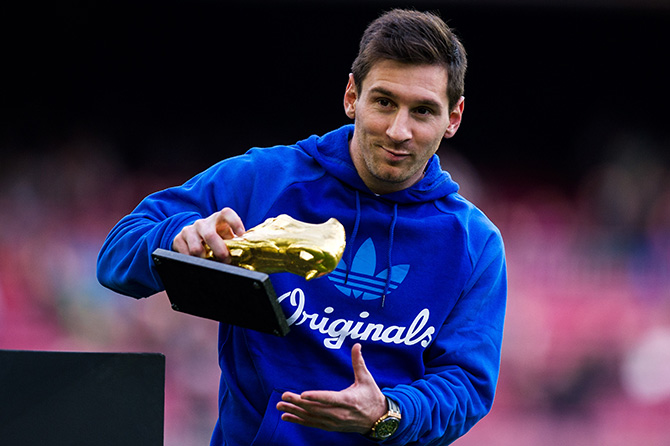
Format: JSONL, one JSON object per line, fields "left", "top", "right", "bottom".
{"left": 450, "top": 131, "right": 670, "bottom": 445}
{"left": 1, "top": 128, "right": 669, "bottom": 445}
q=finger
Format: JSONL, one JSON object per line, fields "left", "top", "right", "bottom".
{"left": 280, "top": 409, "right": 334, "bottom": 431}
{"left": 171, "top": 232, "right": 189, "bottom": 254}
{"left": 277, "top": 404, "right": 316, "bottom": 428}
{"left": 280, "top": 411, "right": 312, "bottom": 427}
{"left": 277, "top": 400, "right": 310, "bottom": 419}
{"left": 277, "top": 394, "right": 327, "bottom": 428}
{"left": 200, "top": 229, "right": 231, "bottom": 262}
{"left": 216, "top": 207, "right": 246, "bottom": 238}
{"left": 279, "top": 391, "right": 301, "bottom": 406}
{"left": 299, "top": 390, "right": 342, "bottom": 406}
{"left": 179, "top": 225, "right": 211, "bottom": 257}
{"left": 280, "top": 391, "right": 330, "bottom": 411}
{"left": 185, "top": 218, "right": 225, "bottom": 260}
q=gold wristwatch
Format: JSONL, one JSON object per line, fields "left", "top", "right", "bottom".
{"left": 369, "top": 396, "right": 401, "bottom": 440}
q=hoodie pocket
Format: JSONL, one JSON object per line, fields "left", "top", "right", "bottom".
{"left": 250, "top": 390, "right": 284, "bottom": 446}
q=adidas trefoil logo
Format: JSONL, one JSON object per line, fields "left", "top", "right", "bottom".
{"left": 328, "top": 238, "right": 410, "bottom": 300}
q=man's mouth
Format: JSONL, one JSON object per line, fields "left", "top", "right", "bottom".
{"left": 380, "top": 145, "right": 411, "bottom": 160}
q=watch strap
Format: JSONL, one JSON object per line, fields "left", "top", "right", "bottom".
{"left": 369, "top": 396, "right": 401, "bottom": 440}
{"left": 386, "top": 396, "right": 400, "bottom": 415}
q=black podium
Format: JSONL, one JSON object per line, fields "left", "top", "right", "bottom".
{"left": 0, "top": 350, "right": 165, "bottom": 446}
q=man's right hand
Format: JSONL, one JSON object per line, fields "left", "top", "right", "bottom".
{"left": 172, "top": 207, "right": 246, "bottom": 263}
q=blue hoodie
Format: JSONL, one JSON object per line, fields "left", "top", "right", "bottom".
{"left": 97, "top": 124, "right": 507, "bottom": 445}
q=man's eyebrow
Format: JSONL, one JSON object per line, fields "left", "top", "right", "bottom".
{"left": 370, "top": 86, "right": 396, "bottom": 98}
{"left": 369, "top": 86, "right": 444, "bottom": 111}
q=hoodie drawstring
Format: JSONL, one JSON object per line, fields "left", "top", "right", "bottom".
{"left": 344, "top": 190, "right": 399, "bottom": 309}
{"left": 382, "top": 203, "right": 398, "bottom": 308}
{"left": 344, "top": 190, "right": 361, "bottom": 285}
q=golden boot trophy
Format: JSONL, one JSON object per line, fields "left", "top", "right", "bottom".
{"left": 206, "top": 214, "right": 346, "bottom": 281}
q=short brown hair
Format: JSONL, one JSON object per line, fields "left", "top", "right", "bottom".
{"left": 351, "top": 9, "right": 467, "bottom": 111}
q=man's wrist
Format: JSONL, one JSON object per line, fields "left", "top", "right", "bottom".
{"left": 368, "top": 396, "right": 401, "bottom": 440}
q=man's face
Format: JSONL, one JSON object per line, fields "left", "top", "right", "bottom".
{"left": 344, "top": 59, "right": 464, "bottom": 195}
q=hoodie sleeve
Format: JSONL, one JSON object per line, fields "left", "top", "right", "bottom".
{"left": 97, "top": 144, "right": 324, "bottom": 299}
{"left": 384, "top": 222, "right": 507, "bottom": 445}
{"left": 96, "top": 154, "right": 263, "bottom": 298}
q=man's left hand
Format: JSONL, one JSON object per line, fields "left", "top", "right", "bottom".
{"left": 276, "top": 343, "right": 387, "bottom": 434}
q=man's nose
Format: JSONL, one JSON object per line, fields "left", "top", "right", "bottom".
{"left": 386, "top": 110, "right": 412, "bottom": 143}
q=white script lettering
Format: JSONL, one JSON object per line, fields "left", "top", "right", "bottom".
{"left": 278, "top": 288, "right": 435, "bottom": 350}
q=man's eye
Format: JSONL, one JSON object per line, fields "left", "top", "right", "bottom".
{"left": 416, "top": 107, "right": 433, "bottom": 116}
{"left": 377, "top": 98, "right": 391, "bottom": 107}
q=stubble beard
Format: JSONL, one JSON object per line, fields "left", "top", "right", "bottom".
{"left": 364, "top": 137, "right": 425, "bottom": 188}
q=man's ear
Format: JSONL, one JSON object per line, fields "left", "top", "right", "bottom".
{"left": 444, "top": 96, "right": 465, "bottom": 139}
{"left": 344, "top": 73, "right": 357, "bottom": 120}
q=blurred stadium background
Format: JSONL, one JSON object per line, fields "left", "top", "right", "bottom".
{"left": 2, "top": 1, "right": 669, "bottom": 444}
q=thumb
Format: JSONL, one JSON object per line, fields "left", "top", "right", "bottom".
{"left": 351, "top": 343, "right": 374, "bottom": 384}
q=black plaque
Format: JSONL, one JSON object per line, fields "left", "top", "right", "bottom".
{"left": 152, "top": 248, "right": 289, "bottom": 337}
{"left": 0, "top": 350, "right": 165, "bottom": 446}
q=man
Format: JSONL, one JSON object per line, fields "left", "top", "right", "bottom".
{"left": 98, "top": 8, "right": 507, "bottom": 445}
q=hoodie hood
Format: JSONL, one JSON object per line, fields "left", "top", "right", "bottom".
{"left": 297, "top": 124, "right": 459, "bottom": 204}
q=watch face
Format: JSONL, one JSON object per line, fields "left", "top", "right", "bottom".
{"left": 376, "top": 417, "right": 400, "bottom": 438}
